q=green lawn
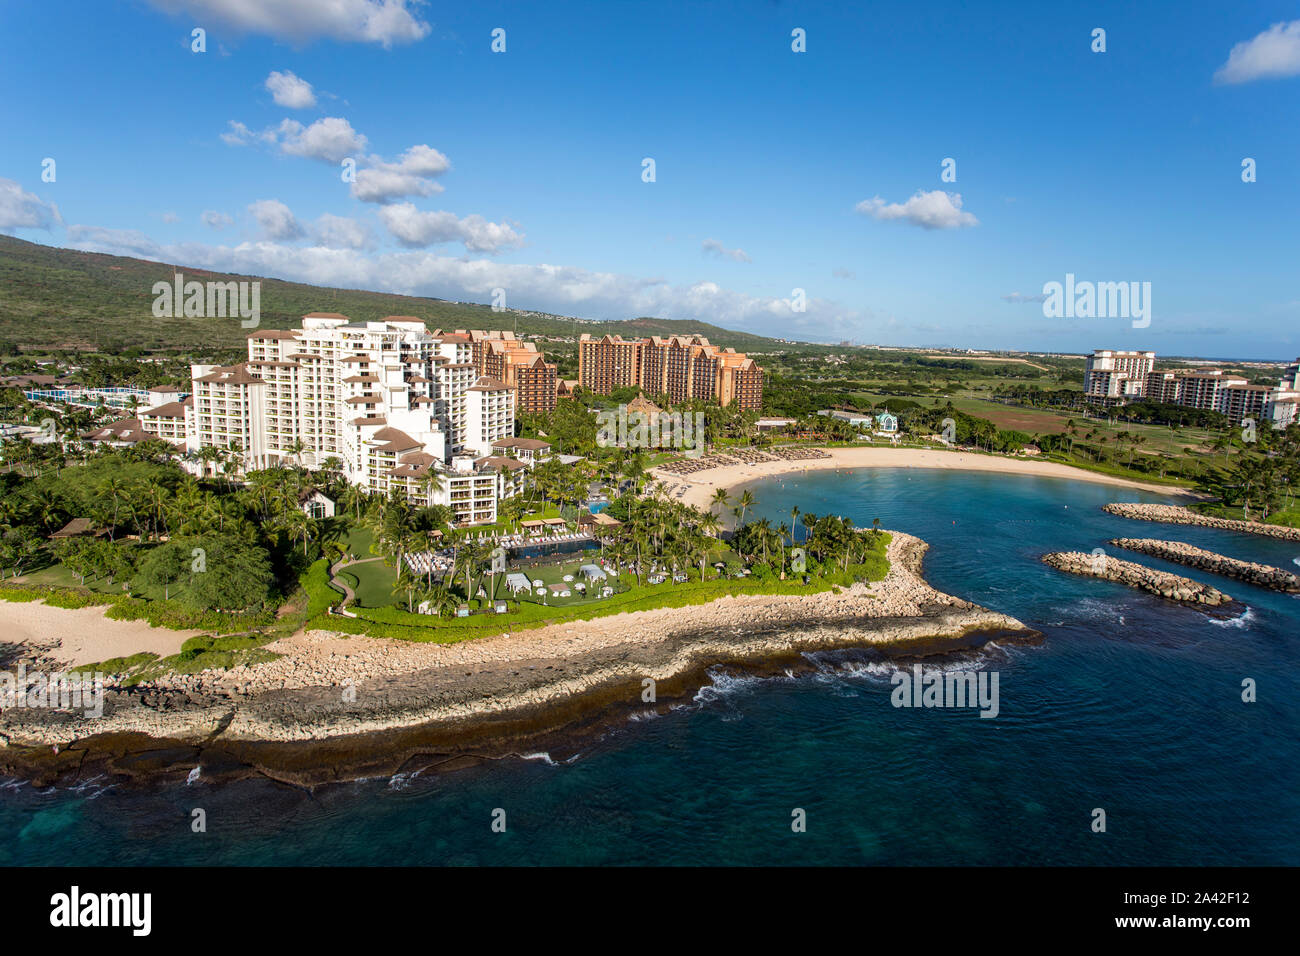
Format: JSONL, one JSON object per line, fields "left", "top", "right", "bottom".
{"left": 487, "top": 553, "right": 617, "bottom": 607}
{"left": 319, "top": 532, "right": 890, "bottom": 644}
{"left": 340, "top": 563, "right": 878, "bottom": 644}
{"left": 339, "top": 558, "right": 400, "bottom": 608}
{"left": 20, "top": 562, "right": 125, "bottom": 594}
{"left": 1191, "top": 500, "right": 1300, "bottom": 528}
{"left": 842, "top": 388, "right": 1220, "bottom": 459}
{"left": 342, "top": 526, "right": 375, "bottom": 560}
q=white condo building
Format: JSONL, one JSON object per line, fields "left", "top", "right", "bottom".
{"left": 1083, "top": 350, "right": 1156, "bottom": 399}
{"left": 1084, "top": 349, "right": 1299, "bottom": 429}
{"left": 1264, "top": 359, "right": 1300, "bottom": 429}
{"left": 181, "top": 314, "right": 525, "bottom": 524}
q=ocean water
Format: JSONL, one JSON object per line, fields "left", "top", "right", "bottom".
{"left": 2, "top": 468, "right": 1297, "bottom": 866}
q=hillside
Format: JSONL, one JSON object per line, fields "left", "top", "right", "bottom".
{"left": 0, "top": 235, "right": 787, "bottom": 354}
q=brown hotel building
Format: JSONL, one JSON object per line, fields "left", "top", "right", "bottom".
{"left": 578, "top": 333, "right": 763, "bottom": 410}
{"left": 461, "top": 330, "right": 558, "bottom": 415}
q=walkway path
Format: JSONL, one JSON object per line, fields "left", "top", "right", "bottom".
{"left": 327, "top": 556, "right": 385, "bottom": 618}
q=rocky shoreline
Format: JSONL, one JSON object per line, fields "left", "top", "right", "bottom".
{"left": 1110, "top": 538, "right": 1300, "bottom": 594}
{"left": 1103, "top": 502, "right": 1300, "bottom": 541}
{"left": 0, "top": 531, "right": 1038, "bottom": 788}
{"left": 1041, "top": 551, "right": 1233, "bottom": 606}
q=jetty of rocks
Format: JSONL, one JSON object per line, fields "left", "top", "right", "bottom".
{"left": 1041, "top": 551, "right": 1233, "bottom": 606}
{"left": 1103, "top": 503, "right": 1300, "bottom": 541}
{"left": 1110, "top": 538, "right": 1300, "bottom": 593}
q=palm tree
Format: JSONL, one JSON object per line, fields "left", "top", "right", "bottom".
{"left": 415, "top": 579, "right": 457, "bottom": 617}
{"left": 753, "top": 517, "right": 774, "bottom": 564}
{"left": 279, "top": 506, "right": 315, "bottom": 558}
{"left": 1128, "top": 433, "right": 1145, "bottom": 466}
{"left": 457, "top": 537, "right": 491, "bottom": 604}
{"left": 197, "top": 445, "right": 222, "bottom": 479}
{"left": 99, "top": 476, "right": 128, "bottom": 540}
{"left": 365, "top": 492, "right": 417, "bottom": 584}
{"left": 737, "top": 489, "right": 755, "bottom": 526}
{"left": 285, "top": 438, "right": 307, "bottom": 469}
{"left": 710, "top": 487, "right": 730, "bottom": 515}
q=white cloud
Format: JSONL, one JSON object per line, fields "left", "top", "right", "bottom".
{"left": 248, "top": 199, "right": 305, "bottom": 240}
{"left": 351, "top": 144, "right": 451, "bottom": 202}
{"left": 160, "top": 211, "right": 181, "bottom": 224}
{"left": 1214, "top": 20, "right": 1300, "bottom": 84}
{"left": 221, "top": 113, "right": 448, "bottom": 202}
{"left": 701, "top": 238, "right": 752, "bottom": 263}
{"left": 276, "top": 117, "right": 367, "bottom": 163}
{"left": 145, "top": 0, "right": 431, "bottom": 48}
{"left": 0, "top": 178, "right": 61, "bottom": 231}
{"left": 223, "top": 117, "right": 366, "bottom": 163}
{"left": 311, "top": 213, "right": 372, "bottom": 250}
{"left": 65, "top": 225, "right": 161, "bottom": 258}
{"left": 351, "top": 167, "right": 443, "bottom": 203}
{"left": 201, "top": 210, "right": 234, "bottom": 230}
{"left": 219, "top": 120, "right": 254, "bottom": 146}
{"left": 265, "top": 69, "right": 317, "bottom": 109}
{"left": 57, "top": 227, "right": 868, "bottom": 339}
{"left": 376, "top": 203, "right": 523, "bottom": 253}
{"left": 856, "top": 190, "right": 979, "bottom": 230}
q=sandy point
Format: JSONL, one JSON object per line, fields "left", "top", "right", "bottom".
{"left": 0, "top": 600, "right": 203, "bottom": 668}
{"left": 654, "top": 446, "right": 1198, "bottom": 511}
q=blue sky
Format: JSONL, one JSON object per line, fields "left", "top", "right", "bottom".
{"left": 1, "top": 0, "right": 1298, "bottom": 359}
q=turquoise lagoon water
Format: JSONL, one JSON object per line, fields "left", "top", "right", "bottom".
{"left": 2, "top": 468, "right": 1297, "bottom": 866}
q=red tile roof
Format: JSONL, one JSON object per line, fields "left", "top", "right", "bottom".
{"left": 139, "top": 401, "right": 187, "bottom": 419}
{"left": 194, "top": 364, "right": 264, "bottom": 385}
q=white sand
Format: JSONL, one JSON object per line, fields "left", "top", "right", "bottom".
{"left": 0, "top": 600, "right": 203, "bottom": 668}
{"left": 656, "top": 446, "right": 1197, "bottom": 512}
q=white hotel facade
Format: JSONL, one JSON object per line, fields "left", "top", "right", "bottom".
{"left": 1084, "top": 349, "right": 1300, "bottom": 428}
{"left": 184, "top": 314, "right": 524, "bottom": 524}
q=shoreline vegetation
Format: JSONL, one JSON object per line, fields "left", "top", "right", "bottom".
{"left": 0, "top": 531, "right": 1036, "bottom": 786}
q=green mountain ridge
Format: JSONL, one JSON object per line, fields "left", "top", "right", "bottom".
{"left": 0, "top": 235, "right": 790, "bottom": 353}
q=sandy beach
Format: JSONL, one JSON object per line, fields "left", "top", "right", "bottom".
{"left": 654, "top": 446, "right": 1196, "bottom": 512}
{"left": 0, "top": 600, "right": 202, "bottom": 668}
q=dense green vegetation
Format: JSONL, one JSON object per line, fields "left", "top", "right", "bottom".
{"left": 0, "top": 441, "right": 340, "bottom": 619}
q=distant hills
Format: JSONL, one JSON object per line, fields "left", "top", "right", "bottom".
{"left": 0, "top": 235, "right": 790, "bottom": 354}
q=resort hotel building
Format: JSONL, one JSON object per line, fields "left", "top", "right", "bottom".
{"left": 88, "top": 315, "right": 554, "bottom": 525}
{"left": 1082, "top": 350, "right": 1156, "bottom": 400}
{"left": 577, "top": 333, "right": 764, "bottom": 410}
{"left": 1084, "top": 349, "right": 1300, "bottom": 428}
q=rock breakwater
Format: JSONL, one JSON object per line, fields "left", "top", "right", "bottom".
{"left": 1042, "top": 551, "right": 1233, "bottom": 606}
{"left": 1103, "top": 503, "right": 1300, "bottom": 541}
{"left": 1110, "top": 538, "right": 1300, "bottom": 593}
